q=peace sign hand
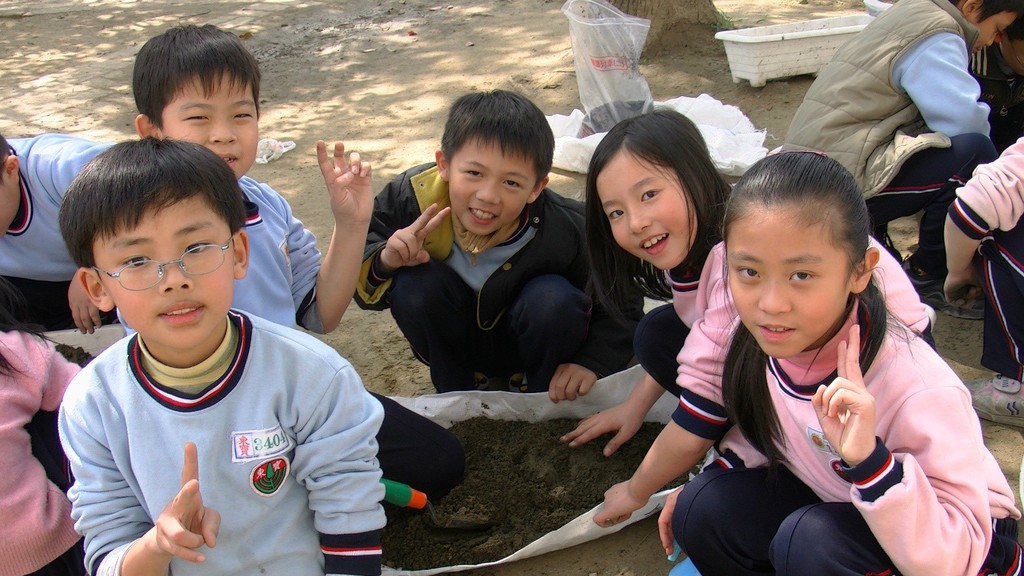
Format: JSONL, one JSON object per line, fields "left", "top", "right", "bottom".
{"left": 379, "top": 203, "right": 451, "bottom": 272}
{"left": 811, "top": 325, "right": 877, "bottom": 467}
{"left": 153, "top": 442, "right": 221, "bottom": 563}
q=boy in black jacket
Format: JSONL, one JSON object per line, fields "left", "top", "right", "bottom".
{"left": 972, "top": 16, "right": 1024, "bottom": 152}
{"left": 355, "top": 90, "right": 641, "bottom": 400}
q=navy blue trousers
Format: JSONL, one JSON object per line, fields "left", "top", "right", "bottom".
{"left": 373, "top": 393, "right": 464, "bottom": 500}
{"left": 672, "top": 465, "right": 1019, "bottom": 575}
{"left": 978, "top": 227, "right": 1024, "bottom": 382}
{"left": 867, "top": 133, "right": 997, "bottom": 277}
{"left": 25, "top": 410, "right": 85, "bottom": 575}
{"left": 389, "top": 260, "right": 591, "bottom": 393}
{"left": 633, "top": 304, "right": 689, "bottom": 397}
{"left": 3, "top": 276, "right": 117, "bottom": 331}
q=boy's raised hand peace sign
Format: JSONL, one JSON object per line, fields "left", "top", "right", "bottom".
{"left": 379, "top": 203, "right": 452, "bottom": 273}
{"left": 317, "top": 141, "right": 374, "bottom": 226}
{"left": 153, "top": 442, "right": 220, "bottom": 563}
{"left": 811, "top": 325, "right": 877, "bottom": 467}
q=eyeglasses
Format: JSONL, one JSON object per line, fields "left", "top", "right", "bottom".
{"left": 94, "top": 238, "right": 234, "bottom": 291}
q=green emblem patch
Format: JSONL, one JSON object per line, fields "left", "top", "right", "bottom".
{"left": 250, "top": 456, "right": 289, "bottom": 496}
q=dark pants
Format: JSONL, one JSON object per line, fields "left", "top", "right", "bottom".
{"left": 373, "top": 393, "right": 465, "bottom": 501}
{"left": 3, "top": 276, "right": 117, "bottom": 331}
{"left": 978, "top": 229, "right": 1024, "bottom": 382}
{"left": 390, "top": 260, "right": 591, "bottom": 393}
{"left": 867, "top": 133, "right": 997, "bottom": 277}
{"left": 29, "top": 542, "right": 86, "bottom": 576}
{"left": 25, "top": 410, "right": 86, "bottom": 576}
{"left": 673, "top": 465, "right": 1020, "bottom": 575}
{"left": 633, "top": 304, "right": 689, "bottom": 397}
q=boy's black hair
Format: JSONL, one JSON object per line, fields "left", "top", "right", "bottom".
{"left": 133, "top": 24, "right": 261, "bottom": 127}
{"left": 59, "top": 138, "right": 247, "bottom": 268}
{"left": 720, "top": 151, "right": 888, "bottom": 467}
{"left": 440, "top": 90, "right": 554, "bottom": 182}
{"left": 973, "top": 0, "right": 1024, "bottom": 20}
{"left": 584, "top": 110, "right": 731, "bottom": 320}
{"left": 1005, "top": 13, "right": 1024, "bottom": 41}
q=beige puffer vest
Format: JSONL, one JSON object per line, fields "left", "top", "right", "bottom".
{"left": 784, "top": 0, "right": 980, "bottom": 197}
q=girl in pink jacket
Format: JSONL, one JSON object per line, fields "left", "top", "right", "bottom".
{"left": 598, "top": 152, "right": 1020, "bottom": 575}
{"left": 0, "top": 279, "right": 84, "bottom": 575}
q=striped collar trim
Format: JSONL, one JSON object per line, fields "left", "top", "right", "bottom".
{"left": 768, "top": 356, "right": 836, "bottom": 402}
{"left": 129, "top": 311, "right": 252, "bottom": 411}
{"left": 7, "top": 171, "right": 31, "bottom": 236}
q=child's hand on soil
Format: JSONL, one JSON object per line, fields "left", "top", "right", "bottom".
{"left": 317, "top": 140, "right": 373, "bottom": 225}
{"left": 943, "top": 268, "right": 983, "bottom": 306}
{"left": 548, "top": 363, "right": 596, "bottom": 403}
{"left": 560, "top": 402, "right": 644, "bottom": 457}
{"left": 811, "top": 325, "right": 877, "bottom": 467}
{"left": 152, "top": 442, "right": 220, "bottom": 563}
{"left": 379, "top": 203, "right": 451, "bottom": 272}
{"left": 594, "top": 480, "right": 644, "bottom": 528}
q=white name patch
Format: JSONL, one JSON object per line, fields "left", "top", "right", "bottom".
{"left": 231, "top": 425, "right": 293, "bottom": 463}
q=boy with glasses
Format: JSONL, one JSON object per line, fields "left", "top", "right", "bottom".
{"left": 57, "top": 138, "right": 386, "bottom": 576}
{"left": 129, "top": 23, "right": 464, "bottom": 502}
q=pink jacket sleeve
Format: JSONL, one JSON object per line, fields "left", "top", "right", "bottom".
{"left": 952, "top": 137, "right": 1024, "bottom": 234}
{"left": 852, "top": 360, "right": 1020, "bottom": 575}
{"left": 0, "top": 332, "right": 82, "bottom": 574}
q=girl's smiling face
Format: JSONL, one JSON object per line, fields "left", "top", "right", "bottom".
{"left": 596, "top": 150, "right": 696, "bottom": 271}
{"left": 726, "top": 205, "right": 875, "bottom": 359}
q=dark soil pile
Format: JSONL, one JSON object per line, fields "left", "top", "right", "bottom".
{"left": 381, "top": 417, "right": 685, "bottom": 571}
{"left": 55, "top": 343, "right": 93, "bottom": 366}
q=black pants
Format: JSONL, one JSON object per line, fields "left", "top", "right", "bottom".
{"left": 390, "top": 260, "right": 591, "bottom": 393}
{"left": 867, "top": 133, "right": 997, "bottom": 277}
{"left": 374, "top": 393, "right": 465, "bottom": 500}
{"left": 633, "top": 304, "right": 689, "bottom": 397}
{"left": 3, "top": 276, "right": 117, "bottom": 331}
{"left": 25, "top": 410, "right": 86, "bottom": 576}
{"left": 673, "top": 465, "right": 1020, "bottom": 575}
{"left": 977, "top": 229, "right": 1024, "bottom": 381}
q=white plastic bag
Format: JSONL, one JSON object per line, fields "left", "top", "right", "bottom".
{"left": 562, "top": 0, "right": 654, "bottom": 136}
{"left": 547, "top": 94, "right": 768, "bottom": 176}
{"left": 383, "top": 364, "right": 682, "bottom": 575}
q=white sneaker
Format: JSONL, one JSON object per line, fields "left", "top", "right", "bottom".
{"left": 965, "top": 375, "right": 1023, "bottom": 428}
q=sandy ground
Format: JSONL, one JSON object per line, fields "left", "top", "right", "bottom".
{"left": 2, "top": 0, "right": 1021, "bottom": 574}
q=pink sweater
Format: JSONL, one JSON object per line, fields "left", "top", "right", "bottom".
{"left": 671, "top": 242, "right": 1019, "bottom": 575}
{"left": 0, "top": 331, "right": 81, "bottom": 575}
{"left": 949, "top": 136, "right": 1024, "bottom": 237}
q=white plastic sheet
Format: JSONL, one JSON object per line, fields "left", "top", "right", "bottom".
{"left": 548, "top": 94, "right": 768, "bottom": 176}
{"left": 384, "top": 364, "right": 682, "bottom": 575}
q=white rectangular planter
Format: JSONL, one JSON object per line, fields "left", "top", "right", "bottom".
{"left": 714, "top": 14, "right": 874, "bottom": 88}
